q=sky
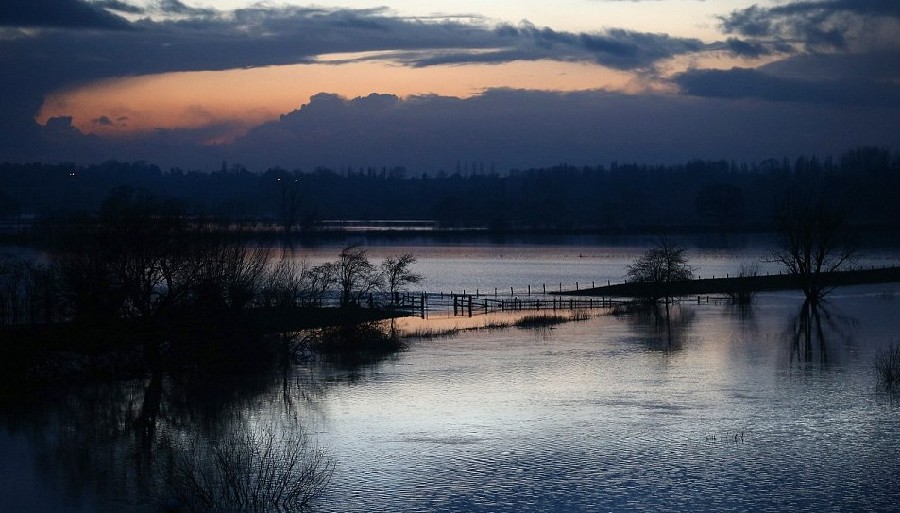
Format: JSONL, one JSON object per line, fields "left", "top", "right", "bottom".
{"left": 1, "top": 0, "right": 899, "bottom": 171}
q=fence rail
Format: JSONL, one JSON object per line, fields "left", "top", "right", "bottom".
{"left": 390, "top": 291, "right": 625, "bottom": 318}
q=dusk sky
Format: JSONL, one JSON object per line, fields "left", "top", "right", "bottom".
{"left": 2, "top": 0, "right": 899, "bottom": 171}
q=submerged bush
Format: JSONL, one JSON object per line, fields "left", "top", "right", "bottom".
{"left": 307, "top": 321, "right": 405, "bottom": 368}
{"left": 726, "top": 262, "right": 760, "bottom": 306}
{"left": 875, "top": 342, "right": 900, "bottom": 389}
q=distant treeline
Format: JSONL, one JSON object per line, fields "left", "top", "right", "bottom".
{"left": 2, "top": 146, "right": 899, "bottom": 232}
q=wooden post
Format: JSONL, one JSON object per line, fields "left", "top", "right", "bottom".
{"left": 511, "top": 287, "right": 514, "bottom": 296}
{"left": 543, "top": 283, "right": 546, "bottom": 294}
{"left": 528, "top": 285, "right": 531, "bottom": 296}
{"left": 468, "top": 296, "right": 473, "bottom": 317}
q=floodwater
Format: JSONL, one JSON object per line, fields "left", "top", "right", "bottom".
{"left": 310, "top": 286, "right": 900, "bottom": 513}
{"left": 2, "top": 240, "right": 900, "bottom": 512}
{"left": 284, "top": 234, "right": 899, "bottom": 299}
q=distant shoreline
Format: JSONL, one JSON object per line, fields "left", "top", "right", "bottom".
{"left": 4, "top": 222, "right": 900, "bottom": 247}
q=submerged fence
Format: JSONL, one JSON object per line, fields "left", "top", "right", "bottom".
{"left": 390, "top": 290, "right": 625, "bottom": 318}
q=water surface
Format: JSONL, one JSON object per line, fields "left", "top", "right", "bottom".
{"left": 2, "top": 241, "right": 900, "bottom": 512}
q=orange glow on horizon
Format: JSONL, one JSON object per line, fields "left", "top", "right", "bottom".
{"left": 37, "top": 58, "right": 641, "bottom": 143}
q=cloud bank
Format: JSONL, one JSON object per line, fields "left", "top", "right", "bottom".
{"left": 0, "top": 0, "right": 898, "bottom": 168}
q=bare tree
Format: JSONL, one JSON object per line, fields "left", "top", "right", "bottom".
{"left": 626, "top": 237, "right": 694, "bottom": 304}
{"left": 336, "top": 245, "right": 381, "bottom": 307}
{"left": 769, "top": 195, "right": 856, "bottom": 303}
{"left": 381, "top": 253, "right": 422, "bottom": 305}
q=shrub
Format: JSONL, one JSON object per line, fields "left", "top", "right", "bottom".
{"left": 875, "top": 342, "right": 900, "bottom": 389}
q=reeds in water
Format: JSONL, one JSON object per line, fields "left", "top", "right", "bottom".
{"left": 875, "top": 342, "right": 900, "bottom": 389}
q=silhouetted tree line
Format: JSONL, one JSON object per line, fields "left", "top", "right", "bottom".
{"left": 1, "top": 191, "right": 421, "bottom": 329}
{"left": 2, "top": 146, "right": 899, "bottom": 233}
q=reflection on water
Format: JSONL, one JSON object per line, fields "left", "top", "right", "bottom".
{"left": 3, "top": 286, "right": 900, "bottom": 512}
{"left": 785, "top": 299, "right": 860, "bottom": 370}
{"left": 0, "top": 365, "right": 338, "bottom": 513}
{"left": 613, "top": 302, "right": 696, "bottom": 351}
{"left": 162, "top": 416, "right": 333, "bottom": 513}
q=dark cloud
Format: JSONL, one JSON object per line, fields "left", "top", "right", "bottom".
{"left": 720, "top": 0, "right": 900, "bottom": 51}
{"left": 673, "top": 66, "right": 900, "bottom": 106}
{"left": 771, "top": 0, "right": 900, "bottom": 18}
{"left": 721, "top": 37, "right": 778, "bottom": 58}
{"left": 495, "top": 23, "right": 706, "bottom": 70}
{"left": 675, "top": 45, "right": 900, "bottom": 106}
{"left": 719, "top": 5, "right": 774, "bottom": 38}
{"left": 1, "top": 7, "right": 709, "bottom": 85}
{"left": 214, "top": 89, "right": 900, "bottom": 171}
{"left": 0, "top": 0, "right": 129, "bottom": 29}
{"left": 8, "top": 88, "right": 899, "bottom": 170}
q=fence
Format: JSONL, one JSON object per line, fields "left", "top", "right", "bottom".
{"left": 390, "top": 290, "right": 625, "bottom": 318}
